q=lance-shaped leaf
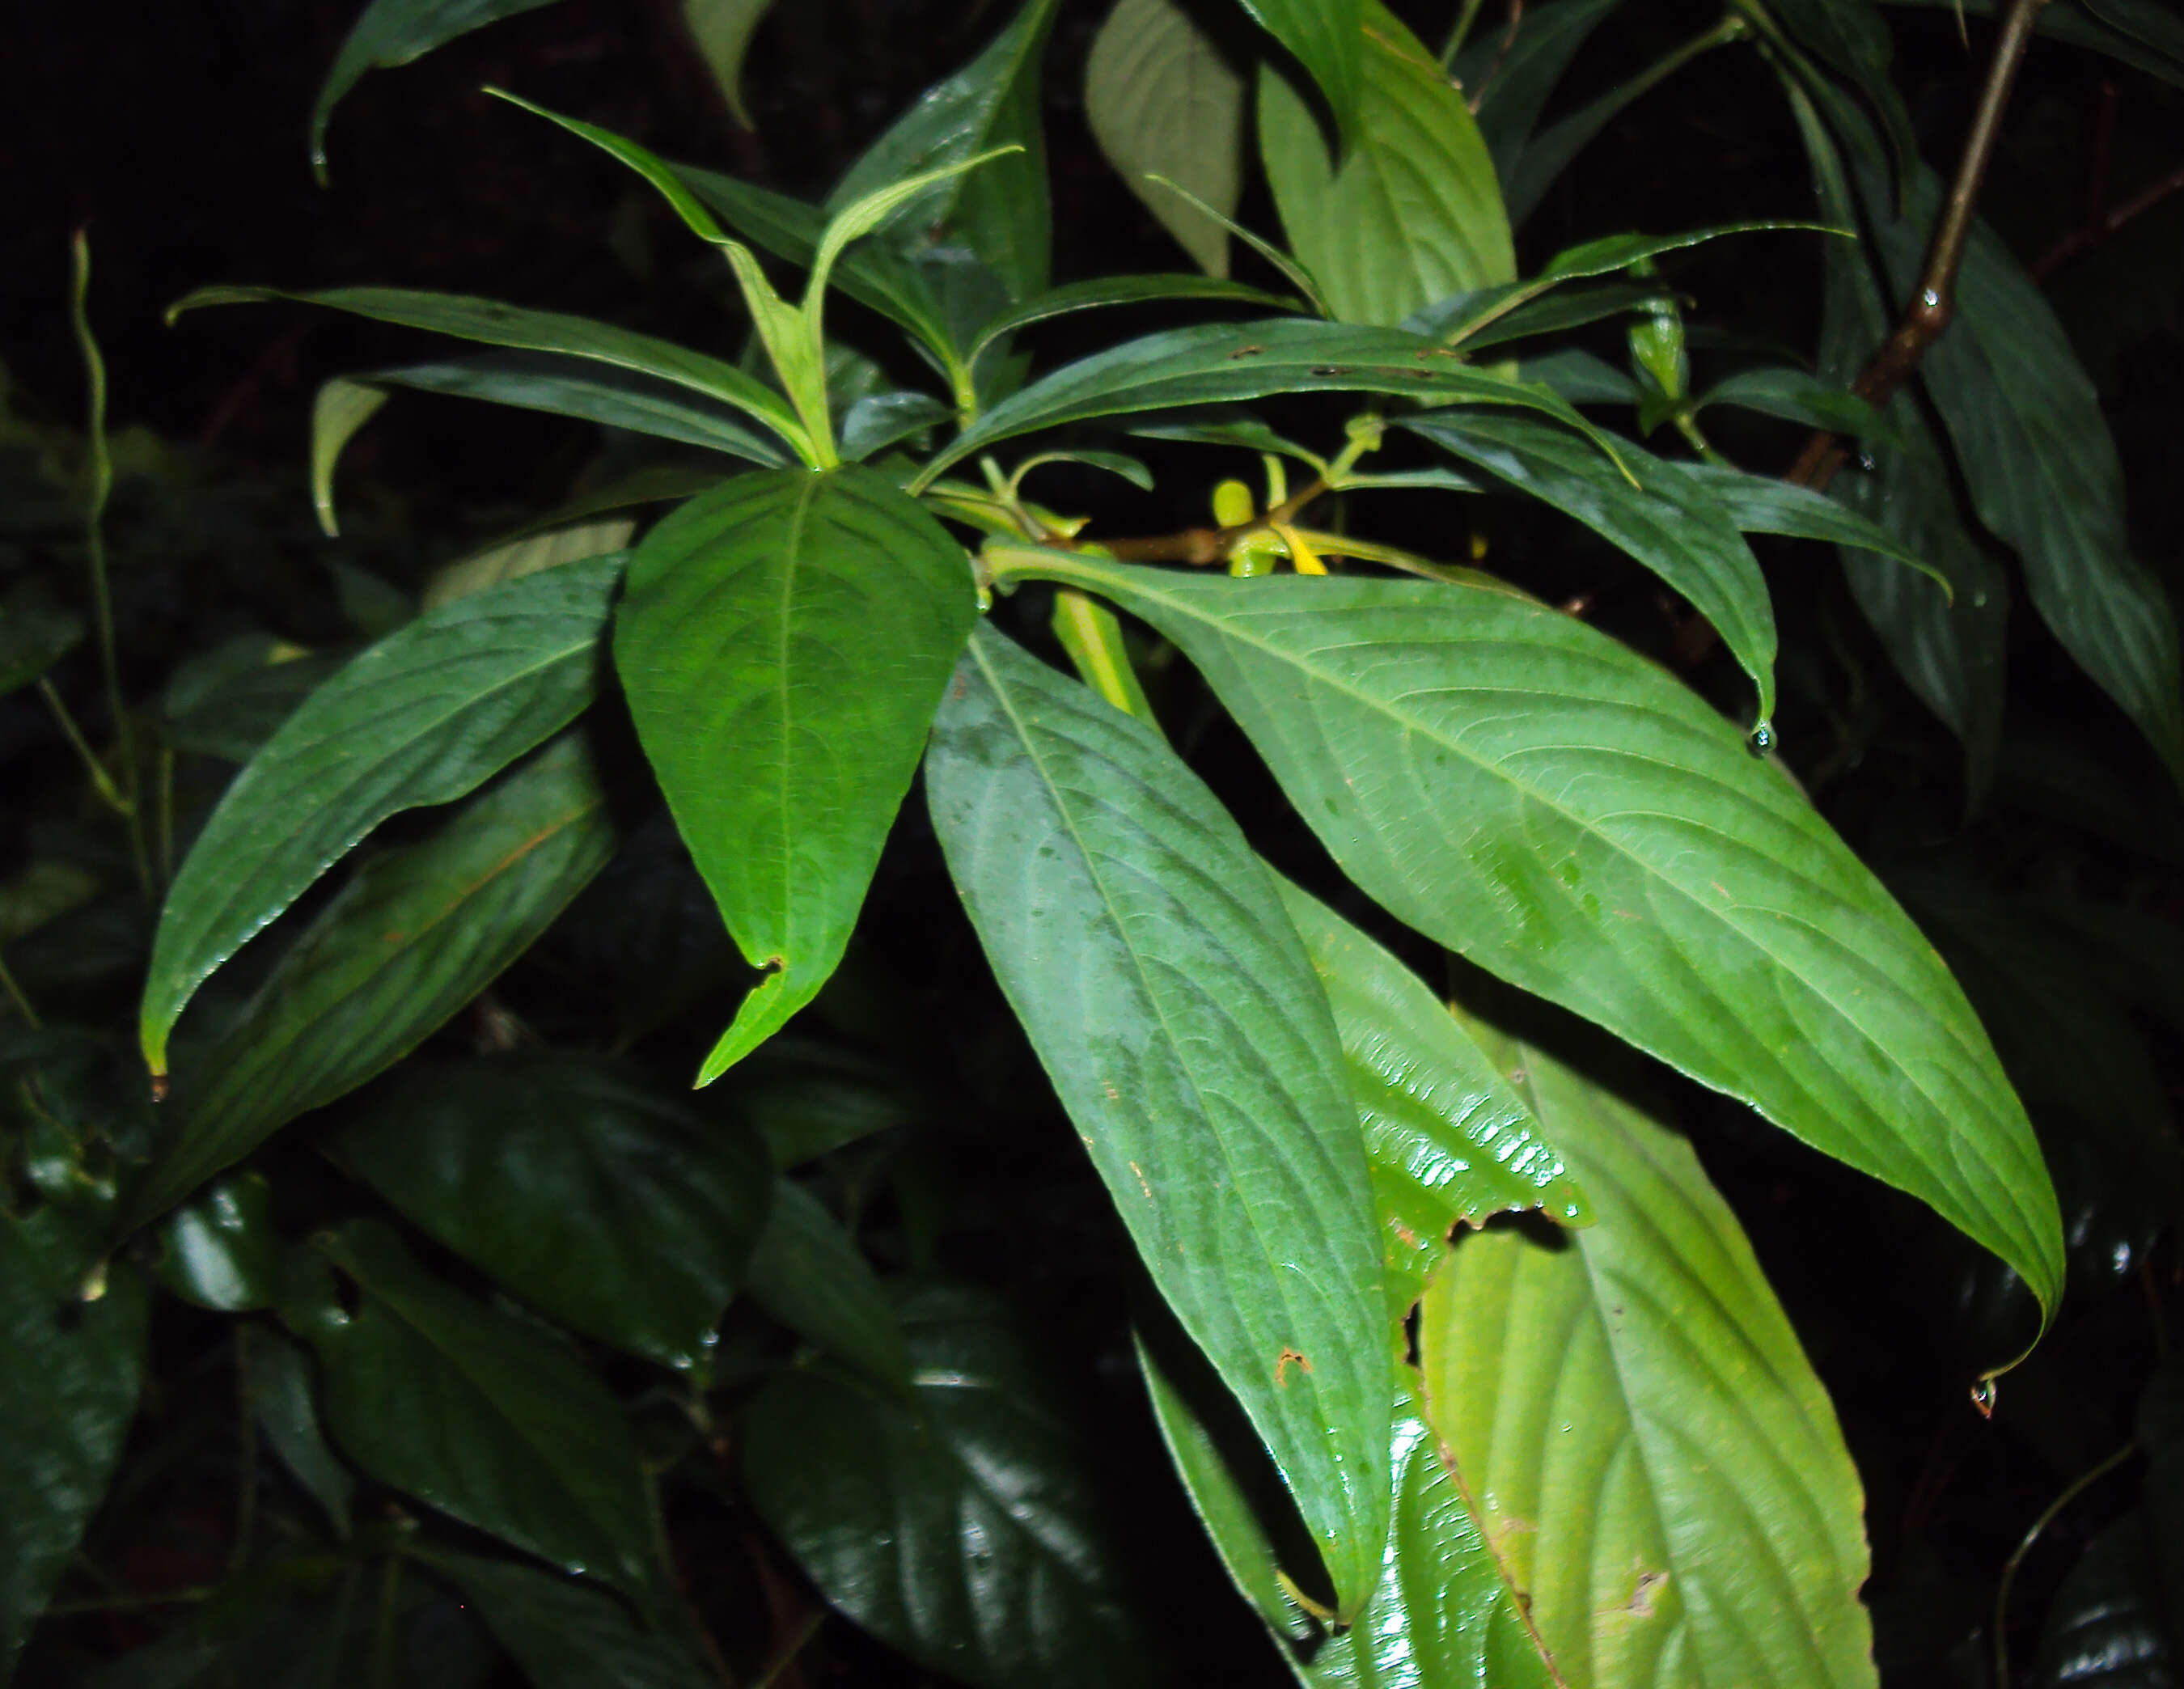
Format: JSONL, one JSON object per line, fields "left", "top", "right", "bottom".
{"left": 992, "top": 553, "right": 2065, "bottom": 1325}
{"left": 1238, "top": 0, "right": 1361, "bottom": 133}
{"left": 336, "top": 1055, "right": 773, "bottom": 1371}
{"left": 827, "top": 0, "right": 1059, "bottom": 304}
{"left": 615, "top": 468, "right": 976, "bottom": 1084}
{"left": 171, "top": 286, "right": 813, "bottom": 463}
{"left": 743, "top": 1282, "right": 1148, "bottom": 1687}
{"left": 1402, "top": 411, "right": 1779, "bottom": 726}
{"left": 1273, "top": 874, "right": 1589, "bottom": 1318}
{"left": 299, "top": 1221, "right": 655, "bottom": 1606}
{"left": 925, "top": 624, "right": 1390, "bottom": 1608}
{"left": 125, "top": 735, "right": 614, "bottom": 1229}
{"left": 414, "top": 1551, "right": 719, "bottom": 1689}
{"left": 1086, "top": 0, "right": 1247, "bottom": 277}
{"left": 1, "top": 1212, "right": 149, "bottom": 1674}
{"left": 0, "top": 600, "right": 85, "bottom": 697}
{"left": 139, "top": 556, "right": 620, "bottom": 1076}
{"left": 1454, "top": 0, "right": 1625, "bottom": 179}
{"left": 743, "top": 1176, "right": 910, "bottom": 1390}
{"left": 1259, "top": 2, "right": 1514, "bottom": 327}
{"left": 970, "top": 273, "right": 1300, "bottom": 364}
{"left": 1678, "top": 461, "right": 1950, "bottom": 594}
{"left": 683, "top": 0, "right": 775, "bottom": 129}
{"left": 915, "top": 317, "right": 1624, "bottom": 485}
{"left": 311, "top": 0, "right": 565, "bottom": 176}
{"left": 1420, "top": 1019, "right": 1877, "bottom": 1688}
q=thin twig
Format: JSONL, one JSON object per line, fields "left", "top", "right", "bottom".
{"left": 0, "top": 953, "right": 43, "bottom": 1029}
{"left": 1787, "top": 0, "right": 2053, "bottom": 494}
{"left": 1991, "top": 1441, "right": 2138, "bottom": 1689}
{"left": 1465, "top": 0, "right": 1526, "bottom": 116}
{"left": 2030, "top": 159, "right": 2184, "bottom": 282}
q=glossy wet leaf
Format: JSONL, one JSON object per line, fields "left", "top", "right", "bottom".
{"left": 741, "top": 1281, "right": 1147, "bottom": 1687}
{"left": 1403, "top": 410, "right": 1779, "bottom": 724}
{"left": 239, "top": 1323, "right": 354, "bottom": 1538}
{"left": 415, "top": 1551, "right": 718, "bottom": 1689}
{"left": 127, "top": 736, "right": 614, "bottom": 1227}
{"left": 1259, "top": 2, "right": 1514, "bottom": 326}
{"left": 1421, "top": 1021, "right": 1877, "bottom": 1688}
{"left": 302, "top": 1219, "right": 655, "bottom": 1604}
{"left": 0, "top": 1209, "right": 149, "bottom": 1674}
{"left": 336, "top": 1055, "right": 772, "bottom": 1371}
{"left": 171, "top": 286, "right": 811, "bottom": 461}
{"left": 158, "top": 1173, "right": 281, "bottom": 1311}
{"left": 615, "top": 468, "right": 976, "bottom": 1083}
{"left": 1237, "top": 0, "right": 1361, "bottom": 132}
{"left": 1694, "top": 366, "right": 1892, "bottom": 439}
{"left": 423, "top": 519, "right": 633, "bottom": 613}
{"left": 140, "top": 555, "right": 620, "bottom": 1075}
{"left": 1273, "top": 874, "right": 1589, "bottom": 1317}
{"left": 1001, "top": 553, "right": 2064, "bottom": 1320}
{"left": 310, "top": 0, "right": 565, "bottom": 176}
{"left": 920, "top": 316, "right": 1621, "bottom": 483}
{"left": 2025, "top": 1510, "right": 2178, "bottom": 1687}
{"left": 1086, "top": 0, "right": 1246, "bottom": 277}
{"left": 682, "top": 0, "right": 773, "bottom": 128}
{"left": 826, "top": 0, "right": 1058, "bottom": 304}
{"left": 743, "top": 1176, "right": 910, "bottom": 1389}
{"left": 1678, "top": 461, "right": 1949, "bottom": 593}
{"left": 971, "top": 274, "right": 1298, "bottom": 363}
{"left": 925, "top": 624, "right": 1390, "bottom": 1607}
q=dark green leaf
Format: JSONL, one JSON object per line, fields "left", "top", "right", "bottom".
{"left": 971, "top": 274, "right": 1299, "bottom": 362}
{"left": 1454, "top": 0, "right": 1625, "bottom": 175}
{"left": 1237, "top": 0, "right": 1361, "bottom": 132}
{"left": 741, "top": 1281, "right": 1148, "bottom": 1687}
{"left": 683, "top": 0, "right": 776, "bottom": 129}
{"left": 140, "top": 556, "right": 620, "bottom": 1075}
{"left": 1678, "top": 460, "right": 1950, "bottom": 592}
{"left": 739, "top": 1040, "right": 925, "bottom": 1167}
{"left": 826, "top": 0, "right": 1059, "bottom": 303}
{"left": 1519, "top": 345, "right": 1641, "bottom": 403}
{"left": 414, "top": 1551, "right": 718, "bottom": 1689}
{"left": 128, "top": 735, "right": 614, "bottom": 1228}
{"left": 1259, "top": 2, "right": 1515, "bottom": 326}
{"left": 0, "top": 1209, "right": 149, "bottom": 1672}
{"left": 160, "top": 637, "right": 351, "bottom": 764}
{"left": 840, "top": 390, "right": 951, "bottom": 459}
{"left": 1765, "top": 0, "right": 1918, "bottom": 187}
{"left": 339, "top": 354, "right": 793, "bottom": 466}
{"left": 239, "top": 1323, "right": 354, "bottom": 1538}
{"left": 616, "top": 468, "right": 976, "bottom": 1083}
{"left": 1085, "top": 0, "right": 1247, "bottom": 277}
{"left": 743, "top": 1177, "right": 910, "bottom": 1389}
{"left": 2026, "top": 1510, "right": 2179, "bottom": 1687}
{"left": 336, "top": 1055, "right": 772, "bottom": 1371}
{"left": 1695, "top": 366, "right": 1894, "bottom": 438}
{"left": 917, "top": 317, "right": 1626, "bottom": 485}
{"left": 1272, "top": 875, "right": 1589, "bottom": 1319}
{"left": 303, "top": 1219, "right": 656, "bottom": 1604}
{"left": 1445, "top": 281, "right": 1667, "bottom": 351}
{"left": 998, "top": 554, "right": 2065, "bottom": 1323}
{"left": 158, "top": 1173, "right": 281, "bottom": 1311}
{"left": 925, "top": 624, "right": 1390, "bottom": 1607}
{"left": 1421, "top": 1017, "right": 1878, "bottom": 1686}
{"left": 1886, "top": 0, "right": 2184, "bottom": 89}
{"left": 311, "top": 0, "right": 565, "bottom": 176}
{"left": 1403, "top": 411, "right": 1779, "bottom": 723}
{"left": 170, "top": 286, "right": 811, "bottom": 462}
{"left": 0, "top": 599, "right": 83, "bottom": 696}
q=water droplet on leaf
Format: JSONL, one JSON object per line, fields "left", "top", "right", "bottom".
{"left": 1748, "top": 721, "right": 1776, "bottom": 754}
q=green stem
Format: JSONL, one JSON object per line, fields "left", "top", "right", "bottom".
{"left": 0, "top": 950, "right": 43, "bottom": 1030}
{"left": 1441, "top": 0, "right": 1489, "bottom": 66}
{"left": 1991, "top": 1440, "right": 2138, "bottom": 1689}
{"left": 37, "top": 677, "right": 127, "bottom": 813}
{"left": 1051, "top": 587, "right": 1160, "bottom": 730}
{"left": 1672, "top": 412, "right": 1729, "bottom": 466}
{"left": 68, "top": 233, "right": 154, "bottom": 899}
{"left": 370, "top": 1553, "right": 404, "bottom": 1689}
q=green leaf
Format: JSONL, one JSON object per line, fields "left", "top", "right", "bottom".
{"left": 681, "top": 0, "right": 774, "bottom": 128}
{"left": 1237, "top": 0, "right": 1361, "bottom": 133}
{"left": 1517, "top": 346, "right": 1640, "bottom": 404}
{"left": 1403, "top": 410, "right": 1780, "bottom": 726}
{"left": 826, "top": 0, "right": 1059, "bottom": 303}
{"left": 1678, "top": 460, "right": 1951, "bottom": 595}
{"left": 311, "top": 0, "right": 565, "bottom": 176}
{"left": 1437, "top": 281, "right": 1667, "bottom": 352}
{"left": 1764, "top": 0, "right": 1918, "bottom": 188}
{"left": 970, "top": 274, "right": 1300, "bottom": 363}
{"left": 170, "top": 286, "right": 813, "bottom": 464}
{"left": 158, "top": 1173, "right": 281, "bottom": 1311}
{"left": 239, "top": 1323, "right": 355, "bottom": 1538}
{"left": 0, "top": 1209, "right": 149, "bottom": 1674}
{"left": 739, "top": 1040, "right": 926, "bottom": 1167}
{"left": 336, "top": 1055, "right": 772, "bottom": 1371}
{"left": 2026, "top": 1511, "right": 2179, "bottom": 1686}
{"left": 303, "top": 1219, "right": 656, "bottom": 1605}
{"left": 615, "top": 468, "right": 976, "bottom": 1085}
{"left": 413, "top": 1551, "right": 718, "bottom": 1689}
{"left": 308, "top": 378, "right": 388, "bottom": 538}
{"left": 1420, "top": 1020, "right": 1878, "bottom": 1687}
{"left": 423, "top": 519, "right": 634, "bottom": 613}
{"left": 1086, "top": 0, "right": 1247, "bottom": 277}
{"left": 1272, "top": 875, "right": 1590, "bottom": 1319}
{"left": 743, "top": 1177, "right": 910, "bottom": 1389}
{"left": 140, "top": 556, "right": 620, "bottom": 1076}
{"left": 0, "top": 599, "right": 85, "bottom": 696}
{"left": 995, "top": 554, "right": 2065, "bottom": 1327}
{"left": 840, "top": 389, "right": 952, "bottom": 460}
{"left": 1259, "top": 3, "right": 1514, "bottom": 327}
{"left": 1694, "top": 365, "right": 1894, "bottom": 439}
{"left": 925, "top": 624, "right": 1390, "bottom": 1607}
{"left": 740, "top": 1281, "right": 1149, "bottom": 1687}
{"left": 159, "top": 636, "right": 351, "bottom": 765}
{"left": 127, "top": 735, "right": 614, "bottom": 1228}
{"left": 1885, "top": 0, "right": 2184, "bottom": 90}
{"left": 1454, "top": 0, "right": 1625, "bottom": 175}
{"left": 916, "top": 317, "right": 1627, "bottom": 485}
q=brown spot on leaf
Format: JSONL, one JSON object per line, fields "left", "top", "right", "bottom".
{"left": 1276, "top": 1347, "right": 1312, "bottom": 1386}
{"left": 1626, "top": 1569, "right": 1669, "bottom": 1618}
{"left": 1229, "top": 344, "right": 1264, "bottom": 358}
